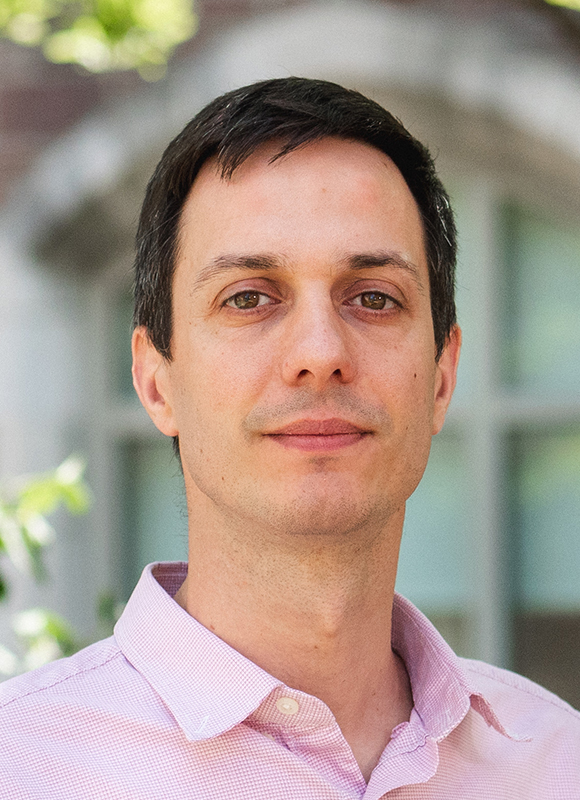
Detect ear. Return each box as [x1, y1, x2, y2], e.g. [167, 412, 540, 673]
[131, 326, 179, 437]
[432, 325, 461, 435]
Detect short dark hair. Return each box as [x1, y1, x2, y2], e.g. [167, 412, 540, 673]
[134, 76, 457, 361]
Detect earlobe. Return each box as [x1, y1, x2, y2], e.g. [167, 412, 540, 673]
[432, 325, 462, 435]
[131, 326, 179, 437]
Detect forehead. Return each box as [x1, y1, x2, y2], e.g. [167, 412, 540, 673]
[177, 137, 427, 273]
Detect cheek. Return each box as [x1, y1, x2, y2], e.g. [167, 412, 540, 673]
[367, 339, 436, 403]
[388, 367, 437, 440]
[173, 333, 274, 424]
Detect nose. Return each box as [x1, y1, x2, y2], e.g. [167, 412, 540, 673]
[280, 291, 355, 389]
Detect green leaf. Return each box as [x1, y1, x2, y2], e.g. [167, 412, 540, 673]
[0, 574, 8, 603]
[13, 607, 79, 659]
[0, 510, 34, 575]
[19, 528, 48, 582]
[16, 456, 91, 518]
[18, 478, 61, 517]
[0, 0, 198, 75]
[544, 0, 580, 9]
[0, 457, 91, 676]
[0, 454, 91, 592]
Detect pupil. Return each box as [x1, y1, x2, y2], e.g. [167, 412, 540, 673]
[235, 292, 259, 308]
[362, 292, 385, 309]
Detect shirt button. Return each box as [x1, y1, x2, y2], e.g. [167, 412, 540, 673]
[276, 697, 299, 716]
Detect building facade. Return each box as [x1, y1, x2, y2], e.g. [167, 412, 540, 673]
[1, 0, 580, 706]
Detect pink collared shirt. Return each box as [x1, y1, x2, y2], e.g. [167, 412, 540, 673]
[1, 561, 579, 799]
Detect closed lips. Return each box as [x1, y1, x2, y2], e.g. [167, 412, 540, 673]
[267, 418, 368, 435]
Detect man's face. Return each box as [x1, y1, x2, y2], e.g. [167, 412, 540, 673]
[134, 138, 460, 538]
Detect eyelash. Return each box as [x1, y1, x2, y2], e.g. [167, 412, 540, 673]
[347, 291, 399, 311]
[224, 290, 275, 310]
[223, 289, 401, 312]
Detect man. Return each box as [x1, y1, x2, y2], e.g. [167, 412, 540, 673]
[1, 77, 579, 798]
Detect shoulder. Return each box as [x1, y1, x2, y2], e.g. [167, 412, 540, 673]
[0, 636, 123, 710]
[460, 656, 580, 739]
[0, 633, 176, 735]
[0, 635, 180, 797]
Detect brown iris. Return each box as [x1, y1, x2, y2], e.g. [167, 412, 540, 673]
[360, 291, 388, 309]
[233, 291, 261, 309]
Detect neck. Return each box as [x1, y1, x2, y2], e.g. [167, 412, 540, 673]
[175, 495, 413, 782]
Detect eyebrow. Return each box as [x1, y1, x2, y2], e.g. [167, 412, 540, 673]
[192, 254, 282, 291]
[339, 251, 426, 293]
[192, 250, 426, 293]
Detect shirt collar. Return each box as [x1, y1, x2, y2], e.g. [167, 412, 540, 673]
[114, 562, 281, 741]
[115, 562, 520, 744]
[392, 593, 524, 742]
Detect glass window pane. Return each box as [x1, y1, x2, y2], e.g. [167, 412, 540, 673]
[511, 427, 580, 709]
[510, 427, 580, 611]
[501, 205, 580, 395]
[396, 431, 473, 612]
[120, 437, 188, 597]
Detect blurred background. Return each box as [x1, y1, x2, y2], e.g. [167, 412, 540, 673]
[0, 0, 579, 706]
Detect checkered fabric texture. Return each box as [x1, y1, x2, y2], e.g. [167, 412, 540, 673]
[1, 561, 579, 799]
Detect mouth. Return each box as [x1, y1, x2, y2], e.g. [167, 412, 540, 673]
[264, 417, 371, 452]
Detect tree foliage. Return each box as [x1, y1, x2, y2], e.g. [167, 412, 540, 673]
[0, 0, 197, 78]
[0, 456, 91, 677]
[544, 0, 580, 10]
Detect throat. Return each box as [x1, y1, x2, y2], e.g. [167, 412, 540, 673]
[341, 651, 413, 783]
[177, 505, 411, 781]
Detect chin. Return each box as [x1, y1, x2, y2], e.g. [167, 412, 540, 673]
[266, 489, 395, 539]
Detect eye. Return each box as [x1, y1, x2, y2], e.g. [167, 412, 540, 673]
[225, 290, 272, 309]
[350, 291, 396, 310]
